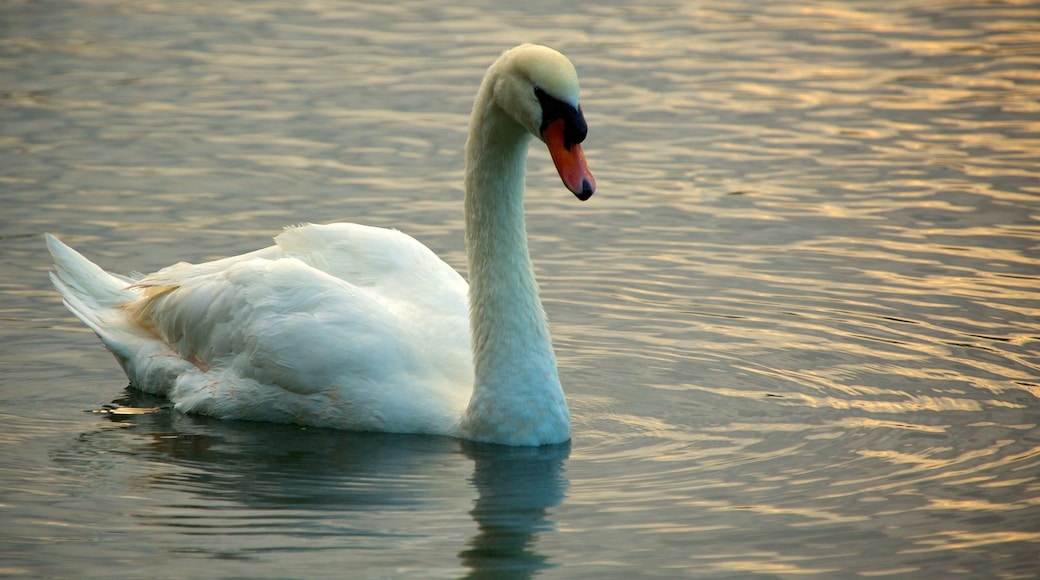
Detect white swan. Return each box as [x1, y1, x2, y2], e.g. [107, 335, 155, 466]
[46, 44, 595, 446]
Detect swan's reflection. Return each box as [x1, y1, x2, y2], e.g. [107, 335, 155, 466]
[61, 390, 569, 578]
[459, 441, 570, 579]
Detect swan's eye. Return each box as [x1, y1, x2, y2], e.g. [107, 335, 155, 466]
[534, 87, 588, 149]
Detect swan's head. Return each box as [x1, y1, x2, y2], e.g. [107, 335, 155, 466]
[489, 44, 596, 201]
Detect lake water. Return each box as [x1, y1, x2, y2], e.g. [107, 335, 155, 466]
[2, 0, 1039, 577]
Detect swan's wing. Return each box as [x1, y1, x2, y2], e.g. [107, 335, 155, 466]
[81, 223, 474, 431]
[273, 223, 469, 320]
[129, 255, 472, 401]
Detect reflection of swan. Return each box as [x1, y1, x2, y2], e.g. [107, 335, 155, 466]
[58, 395, 570, 577]
[46, 44, 595, 446]
[460, 441, 571, 579]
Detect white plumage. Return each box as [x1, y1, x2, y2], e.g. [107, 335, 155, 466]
[47, 44, 595, 446]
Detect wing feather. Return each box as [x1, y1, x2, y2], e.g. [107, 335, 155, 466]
[125, 224, 473, 414]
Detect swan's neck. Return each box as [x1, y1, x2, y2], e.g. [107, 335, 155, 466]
[458, 92, 570, 446]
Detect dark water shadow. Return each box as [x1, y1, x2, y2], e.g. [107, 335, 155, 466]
[54, 388, 570, 578]
[458, 440, 570, 579]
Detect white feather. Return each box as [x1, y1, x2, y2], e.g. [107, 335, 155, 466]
[46, 44, 591, 446]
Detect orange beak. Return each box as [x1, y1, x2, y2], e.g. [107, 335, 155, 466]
[542, 119, 595, 201]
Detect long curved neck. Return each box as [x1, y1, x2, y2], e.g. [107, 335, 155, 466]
[459, 84, 570, 446]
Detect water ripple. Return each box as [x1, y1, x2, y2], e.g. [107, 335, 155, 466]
[2, 0, 1039, 576]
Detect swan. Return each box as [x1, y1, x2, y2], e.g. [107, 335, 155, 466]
[46, 44, 595, 446]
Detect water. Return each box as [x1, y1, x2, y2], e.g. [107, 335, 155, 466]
[2, 0, 1039, 577]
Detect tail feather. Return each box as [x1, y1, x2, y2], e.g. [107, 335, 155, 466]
[45, 234, 147, 362]
[46, 234, 135, 306]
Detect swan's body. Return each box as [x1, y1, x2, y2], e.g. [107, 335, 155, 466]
[46, 44, 595, 446]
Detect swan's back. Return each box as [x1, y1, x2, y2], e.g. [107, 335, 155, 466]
[275, 223, 469, 319]
[49, 224, 473, 435]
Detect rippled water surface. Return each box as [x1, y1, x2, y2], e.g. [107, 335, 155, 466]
[3, 0, 1040, 577]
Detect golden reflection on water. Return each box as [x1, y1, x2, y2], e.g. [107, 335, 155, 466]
[2, 0, 1040, 576]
